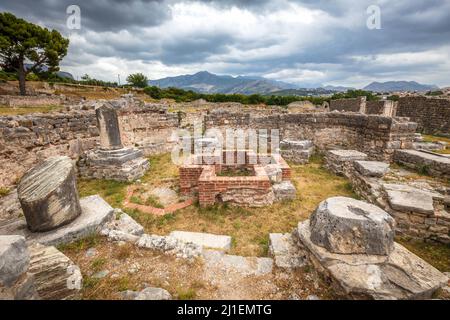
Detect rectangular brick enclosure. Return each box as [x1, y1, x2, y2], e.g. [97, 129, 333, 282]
[180, 150, 291, 207]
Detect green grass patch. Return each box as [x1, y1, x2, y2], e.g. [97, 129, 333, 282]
[145, 195, 164, 208]
[57, 234, 101, 254]
[0, 187, 10, 198]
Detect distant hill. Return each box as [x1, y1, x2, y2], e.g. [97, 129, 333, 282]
[24, 63, 74, 80]
[264, 88, 336, 96]
[323, 85, 355, 92]
[363, 81, 439, 92]
[148, 71, 298, 94]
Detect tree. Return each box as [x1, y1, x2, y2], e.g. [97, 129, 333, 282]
[126, 73, 148, 88]
[0, 12, 69, 95]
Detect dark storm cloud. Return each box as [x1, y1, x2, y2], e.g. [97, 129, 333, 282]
[0, 0, 171, 32]
[0, 0, 449, 86]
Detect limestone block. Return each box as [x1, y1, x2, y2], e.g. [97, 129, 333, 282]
[354, 161, 390, 177]
[26, 195, 114, 246]
[383, 184, 436, 215]
[269, 233, 305, 269]
[0, 235, 30, 287]
[134, 287, 172, 300]
[28, 243, 82, 300]
[310, 197, 395, 255]
[272, 181, 296, 201]
[296, 220, 448, 299]
[18, 156, 81, 232]
[169, 231, 232, 251]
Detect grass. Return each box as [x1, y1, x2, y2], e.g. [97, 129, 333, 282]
[77, 179, 129, 208]
[57, 234, 102, 254]
[422, 134, 450, 155]
[144, 195, 164, 209]
[78, 153, 357, 257]
[396, 237, 450, 272]
[216, 167, 254, 177]
[0, 105, 63, 115]
[0, 187, 10, 198]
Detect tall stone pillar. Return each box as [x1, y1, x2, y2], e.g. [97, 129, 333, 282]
[78, 102, 149, 182]
[96, 104, 123, 150]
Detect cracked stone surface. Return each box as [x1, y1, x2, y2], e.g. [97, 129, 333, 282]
[310, 197, 395, 255]
[383, 184, 442, 215]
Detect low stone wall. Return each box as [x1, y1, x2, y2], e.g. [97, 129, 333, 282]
[0, 105, 179, 188]
[205, 111, 417, 161]
[0, 95, 62, 107]
[396, 97, 450, 136]
[118, 105, 179, 155]
[0, 111, 98, 188]
[393, 149, 450, 179]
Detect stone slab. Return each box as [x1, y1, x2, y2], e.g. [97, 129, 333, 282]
[269, 233, 305, 269]
[169, 231, 232, 251]
[354, 161, 390, 177]
[383, 184, 436, 215]
[26, 195, 114, 246]
[328, 149, 368, 161]
[202, 250, 273, 276]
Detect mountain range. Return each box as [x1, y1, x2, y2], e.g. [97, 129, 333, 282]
[148, 71, 439, 94]
[363, 81, 439, 93]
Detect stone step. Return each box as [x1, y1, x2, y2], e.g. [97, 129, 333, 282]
[202, 249, 273, 276]
[169, 231, 232, 250]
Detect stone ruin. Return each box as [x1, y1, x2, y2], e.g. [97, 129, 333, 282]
[1, 156, 115, 299]
[294, 197, 448, 299]
[78, 103, 149, 181]
[325, 149, 450, 244]
[180, 149, 296, 207]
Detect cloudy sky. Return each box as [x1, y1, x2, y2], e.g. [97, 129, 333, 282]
[1, 0, 450, 87]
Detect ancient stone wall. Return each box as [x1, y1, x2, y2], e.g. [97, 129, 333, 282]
[0, 111, 98, 188]
[329, 97, 363, 113]
[0, 106, 179, 188]
[396, 97, 450, 136]
[204, 111, 417, 161]
[366, 100, 396, 116]
[118, 105, 179, 155]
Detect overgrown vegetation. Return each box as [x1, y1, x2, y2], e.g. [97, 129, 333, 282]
[143, 85, 331, 106]
[0, 187, 10, 197]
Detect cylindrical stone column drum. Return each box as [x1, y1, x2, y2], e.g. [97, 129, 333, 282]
[18, 156, 82, 232]
[96, 104, 123, 150]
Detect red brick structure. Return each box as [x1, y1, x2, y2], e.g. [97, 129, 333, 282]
[180, 150, 291, 207]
